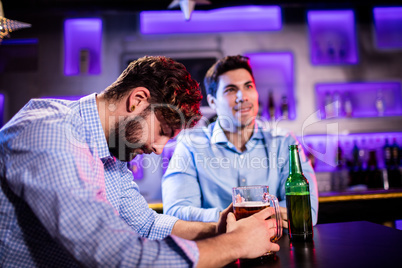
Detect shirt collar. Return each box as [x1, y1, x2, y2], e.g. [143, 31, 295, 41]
[79, 93, 111, 160]
[210, 119, 264, 145]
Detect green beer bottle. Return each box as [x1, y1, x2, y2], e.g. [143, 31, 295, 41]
[285, 145, 313, 241]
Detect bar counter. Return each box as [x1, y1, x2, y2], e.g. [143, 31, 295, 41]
[149, 188, 402, 225]
[317, 188, 402, 224]
[225, 221, 402, 268]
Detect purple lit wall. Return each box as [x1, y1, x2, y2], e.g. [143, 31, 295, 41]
[245, 52, 296, 120]
[129, 155, 144, 180]
[299, 132, 402, 172]
[308, 10, 358, 65]
[373, 7, 402, 49]
[315, 82, 402, 118]
[0, 93, 4, 127]
[64, 18, 102, 76]
[41, 95, 84, 101]
[140, 6, 282, 34]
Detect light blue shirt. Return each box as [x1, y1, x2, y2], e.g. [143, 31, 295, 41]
[0, 94, 198, 267]
[162, 120, 318, 225]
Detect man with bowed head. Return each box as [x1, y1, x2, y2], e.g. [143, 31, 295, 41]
[0, 56, 279, 267]
[162, 55, 318, 227]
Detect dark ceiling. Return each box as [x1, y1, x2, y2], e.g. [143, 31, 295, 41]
[2, 0, 401, 23]
[3, 0, 402, 13]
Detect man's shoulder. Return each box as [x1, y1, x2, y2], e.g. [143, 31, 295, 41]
[175, 125, 213, 148]
[1, 98, 84, 144]
[19, 98, 79, 121]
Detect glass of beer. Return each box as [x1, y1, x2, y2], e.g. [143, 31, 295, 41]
[232, 185, 283, 256]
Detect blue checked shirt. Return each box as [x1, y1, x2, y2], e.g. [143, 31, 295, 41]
[162, 120, 318, 225]
[0, 94, 199, 267]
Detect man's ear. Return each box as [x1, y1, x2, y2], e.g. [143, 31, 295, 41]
[127, 87, 151, 112]
[207, 94, 217, 110]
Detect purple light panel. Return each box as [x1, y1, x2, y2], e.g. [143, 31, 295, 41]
[140, 6, 282, 34]
[64, 18, 102, 76]
[308, 10, 358, 65]
[316, 82, 402, 118]
[373, 7, 402, 49]
[245, 52, 296, 120]
[300, 132, 402, 172]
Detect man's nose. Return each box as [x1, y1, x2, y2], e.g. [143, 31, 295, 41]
[236, 89, 248, 103]
[152, 137, 170, 155]
[236, 90, 244, 103]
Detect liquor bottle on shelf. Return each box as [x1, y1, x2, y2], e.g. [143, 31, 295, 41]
[375, 89, 385, 117]
[338, 40, 347, 61]
[267, 90, 275, 120]
[285, 145, 313, 241]
[359, 139, 369, 171]
[327, 41, 336, 62]
[383, 138, 392, 168]
[324, 91, 334, 119]
[333, 91, 342, 118]
[280, 95, 289, 120]
[366, 150, 383, 189]
[388, 138, 402, 188]
[349, 140, 362, 186]
[344, 92, 353, 118]
[331, 141, 344, 191]
[391, 138, 400, 167]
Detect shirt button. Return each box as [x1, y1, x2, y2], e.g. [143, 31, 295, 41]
[239, 177, 247, 186]
[240, 155, 244, 159]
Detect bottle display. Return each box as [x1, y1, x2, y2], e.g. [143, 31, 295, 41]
[333, 91, 342, 118]
[285, 145, 313, 241]
[375, 89, 385, 117]
[280, 95, 289, 120]
[268, 90, 275, 120]
[343, 92, 353, 117]
[324, 91, 334, 119]
[387, 138, 402, 188]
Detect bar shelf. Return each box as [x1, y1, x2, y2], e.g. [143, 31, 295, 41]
[245, 52, 296, 121]
[373, 7, 402, 49]
[315, 82, 402, 119]
[307, 10, 358, 65]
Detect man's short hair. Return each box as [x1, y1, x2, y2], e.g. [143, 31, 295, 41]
[204, 55, 254, 98]
[103, 56, 202, 129]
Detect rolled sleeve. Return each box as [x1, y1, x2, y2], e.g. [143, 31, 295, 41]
[162, 141, 220, 222]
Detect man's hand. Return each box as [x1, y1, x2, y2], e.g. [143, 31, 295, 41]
[226, 207, 280, 259]
[280, 206, 288, 229]
[216, 203, 233, 234]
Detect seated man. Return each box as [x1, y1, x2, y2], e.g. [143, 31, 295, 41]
[0, 56, 279, 267]
[162, 55, 318, 225]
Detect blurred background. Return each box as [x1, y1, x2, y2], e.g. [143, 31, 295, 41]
[1, 0, 401, 227]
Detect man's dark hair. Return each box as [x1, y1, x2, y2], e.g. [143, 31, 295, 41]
[103, 56, 202, 129]
[204, 55, 254, 98]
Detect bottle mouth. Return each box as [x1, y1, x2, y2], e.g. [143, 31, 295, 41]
[289, 145, 298, 150]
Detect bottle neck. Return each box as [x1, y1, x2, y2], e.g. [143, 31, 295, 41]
[289, 146, 303, 175]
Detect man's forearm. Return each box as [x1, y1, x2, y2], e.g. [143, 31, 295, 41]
[171, 219, 217, 240]
[195, 232, 241, 267]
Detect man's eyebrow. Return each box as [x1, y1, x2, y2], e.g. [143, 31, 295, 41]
[224, 84, 237, 90]
[244, 81, 253, 85]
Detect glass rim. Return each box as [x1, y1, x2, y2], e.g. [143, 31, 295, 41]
[232, 185, 269, 190]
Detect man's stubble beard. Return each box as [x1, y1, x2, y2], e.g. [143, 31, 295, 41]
[108, 106, 151, 162]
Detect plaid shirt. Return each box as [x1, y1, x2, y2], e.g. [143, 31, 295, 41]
[0, 94, 199, 267]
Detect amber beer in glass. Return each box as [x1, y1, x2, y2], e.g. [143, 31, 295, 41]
[232, 186, 283, 247]
[285, 145, 313, 241]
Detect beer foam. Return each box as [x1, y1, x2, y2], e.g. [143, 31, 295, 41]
[234, 201, 269, 207]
